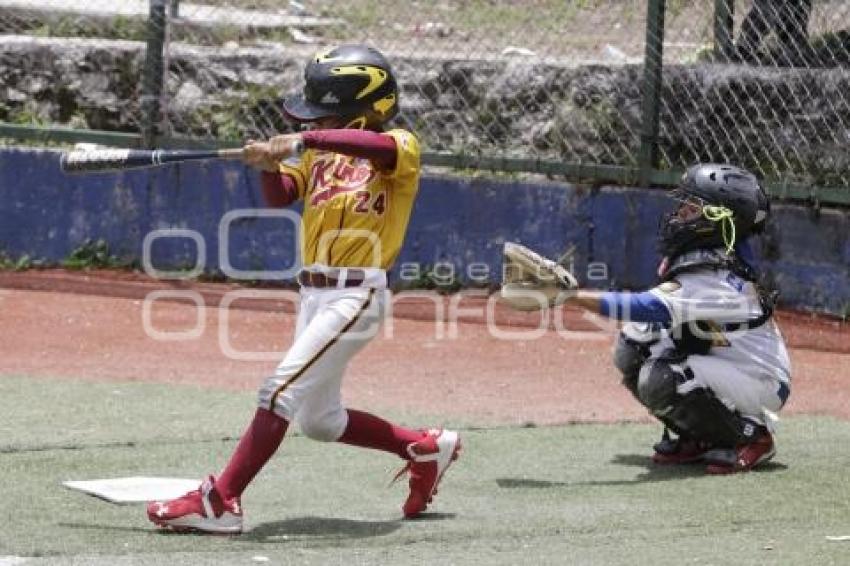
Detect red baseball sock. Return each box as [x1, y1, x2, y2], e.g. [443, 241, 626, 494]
[337, 409, 423, 459]
[217, 408, 289, 500]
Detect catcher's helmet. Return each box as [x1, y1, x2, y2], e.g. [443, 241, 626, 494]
[283, 44, 399, 129]
[659, 163, 768, 258]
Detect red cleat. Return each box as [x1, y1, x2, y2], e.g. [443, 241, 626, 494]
[146, 475, 243, 534]
[395, 429, 462, 518]
[705, 431, 776, 475]
[652, 435, 713, 465]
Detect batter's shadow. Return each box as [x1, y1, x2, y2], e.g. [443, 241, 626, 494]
[61, 513, 455, 542]
[242, 513, 455, 543]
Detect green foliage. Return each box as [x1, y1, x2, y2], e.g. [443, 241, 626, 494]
[109, 15, 147, 41]
[29, 15, 147, 41]
[332, 0, 598, 35]
[62, 238, 128, 270]
[185, 84, 290, 141]
[0, 137, 76, 149]
[804, 30, 850, 66]
[0, 250, 39, 271]
[8, 103, 49, 127]
[689, 44, 716, 63]
[14, 11, 296, 46]
[666, 0, 694, 18]
[393, 263, 464, 294]
[0, 251, 15, 270]
[14, 254, 32, 270]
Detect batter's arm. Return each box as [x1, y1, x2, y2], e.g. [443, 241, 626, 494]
[260, 171, 300, 208]
[291, 130, 398, 170]
[245, 130, 398, 167]
[243, 138, 304, 207]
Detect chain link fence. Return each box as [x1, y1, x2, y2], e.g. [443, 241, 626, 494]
[660, 1, 850, 192]
[1, 1, 850, 201]
[158, 0, 654, 165]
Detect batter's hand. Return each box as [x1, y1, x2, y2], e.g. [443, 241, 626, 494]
[266, 134, 305, 161]
[242, 135, 305, 172]
[242, 139, 281, 172]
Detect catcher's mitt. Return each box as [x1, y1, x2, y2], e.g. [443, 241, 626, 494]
[500, 242, 578, 311]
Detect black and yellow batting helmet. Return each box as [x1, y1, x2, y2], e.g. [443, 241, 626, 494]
[283, 44, 399, 129]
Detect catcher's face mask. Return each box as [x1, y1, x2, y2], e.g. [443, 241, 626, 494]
[668, 188, 711, 221]
[659, 188, 738, 257]
[673, 197, 704, 222]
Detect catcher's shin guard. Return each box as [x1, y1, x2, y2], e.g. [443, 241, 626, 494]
[637, 356, 753, 448]
[666, 388, 761, 448]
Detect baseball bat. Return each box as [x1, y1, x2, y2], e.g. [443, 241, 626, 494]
[59, 147, 245, 174]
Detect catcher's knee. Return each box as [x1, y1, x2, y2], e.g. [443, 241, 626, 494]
[296, 408, 347, 442]
[636, 359, 684, 413]
[613, 333, 650, 398]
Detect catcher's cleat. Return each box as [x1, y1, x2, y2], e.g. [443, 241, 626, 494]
[394, 429, 462, 518]
[147, 475, 243, 534]
[651, 430, 713, 465]
[704, 430, 775, 475]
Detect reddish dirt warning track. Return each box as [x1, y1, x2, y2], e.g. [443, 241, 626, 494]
[0, 269, 848, 426]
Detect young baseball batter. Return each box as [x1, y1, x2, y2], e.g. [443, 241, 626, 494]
[502, 163, 790, 474]
[147, 44, 461, 534]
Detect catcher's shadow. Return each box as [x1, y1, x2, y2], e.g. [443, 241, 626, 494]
[610, 453, 788, 478]
[496, 453, 787, 489]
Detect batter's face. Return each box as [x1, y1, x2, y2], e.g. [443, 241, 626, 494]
[303, 116, 346, 130]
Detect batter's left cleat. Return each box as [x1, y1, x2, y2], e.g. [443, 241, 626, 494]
[146, 475, 243, 534]
[395, 428, 462, 518]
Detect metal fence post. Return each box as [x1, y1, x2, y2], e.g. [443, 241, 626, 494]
[713, 0, 735, 61]
[141, 0, 168, 148]
[638, 0, 665, 188]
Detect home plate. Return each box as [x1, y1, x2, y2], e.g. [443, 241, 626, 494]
[63, 477, 201, 504]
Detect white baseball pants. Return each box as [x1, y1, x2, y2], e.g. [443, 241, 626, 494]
[258, 286, 387, 441]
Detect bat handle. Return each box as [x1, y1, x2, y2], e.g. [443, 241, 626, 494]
[217, 147, 245, 160]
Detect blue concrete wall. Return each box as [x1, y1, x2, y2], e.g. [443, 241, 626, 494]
[1, 148, 848, 314]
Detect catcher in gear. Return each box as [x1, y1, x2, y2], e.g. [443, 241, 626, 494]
[147, 44, 461, 534]
[502, 163, 791, 474]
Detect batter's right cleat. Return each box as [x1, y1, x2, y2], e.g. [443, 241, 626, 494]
[395, 428, 462, 519]
[652, 434, 712, 465]
[147, 475, 243, 534]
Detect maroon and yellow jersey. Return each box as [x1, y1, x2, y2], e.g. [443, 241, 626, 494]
[280, 129, 420, 270]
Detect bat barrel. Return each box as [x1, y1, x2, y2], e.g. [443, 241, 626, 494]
[60, 148, 233, 174]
